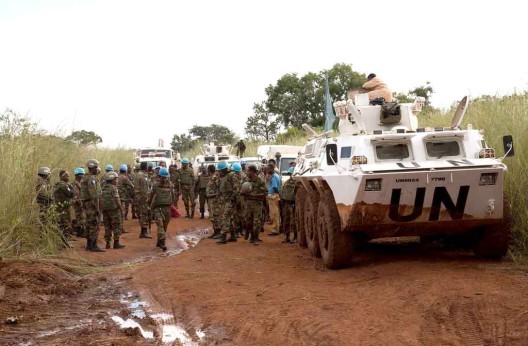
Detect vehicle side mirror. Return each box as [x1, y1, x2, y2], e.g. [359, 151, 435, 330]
[326, 144, 338, 166]
[502, 135, 514, 157]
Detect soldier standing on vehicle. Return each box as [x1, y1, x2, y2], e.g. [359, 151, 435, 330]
[280, 167, 297, 243]
[241, 164, 267, 245]
[206, 164, 221, 239]
[53, 170, 75, 246]
[362, 73, 393, 103]
[179, 158, 196, 218]
[100, 172, 125, 249]
[134, 161, 152, 239]
[81, 159, 105, 252]
[147, 167, 173, 251]
[72, 167, 86, 238]
[196, 165, 210, 219]
[234, 139, 246, 158]
[216, 160, 240, 244]
[36, 166, 54, 214]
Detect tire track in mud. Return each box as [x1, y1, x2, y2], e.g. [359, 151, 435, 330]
[419, 296, 528, 346]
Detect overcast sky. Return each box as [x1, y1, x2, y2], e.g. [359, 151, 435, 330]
[0, 0, 526, 148]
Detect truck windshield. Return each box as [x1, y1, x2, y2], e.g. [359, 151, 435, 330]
[280, 157, 295, 173]
[375, 144, 410, 160]
[426, 141, 460, 158]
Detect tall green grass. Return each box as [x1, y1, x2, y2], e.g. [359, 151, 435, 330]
[0, 110, 133, 257]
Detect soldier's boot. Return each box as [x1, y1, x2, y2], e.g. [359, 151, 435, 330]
[249, 232, 255, 243]
[114, 240, 125, 249]
[156, 239, 162, 248]
[208, 228, 220, 239]
[160, 239, 167, 252]
[244, 229, 250, 241]
[139, 227, 152, 239]
[227, 231, 237, 242]
[132, 212, 138, 219]
[212, 228, 222, 239]
[216, 233, 227, 244]
[200, 212, 204, 219]
[190, 209, 195, 219]
[75, 227, 83, 237]
[85, 238, 92, 251]
[90, 240, 106, 252]
[105, 241, 111, 249]
[290, 231, 298, 243]
[281, 233, 291, 244]
[124, 213, 128, 220]
[185, 207, 190, 218]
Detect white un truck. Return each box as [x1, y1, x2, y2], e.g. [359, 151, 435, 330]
[293, 94, 514, 269]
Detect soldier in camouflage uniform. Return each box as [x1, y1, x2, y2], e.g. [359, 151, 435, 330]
[196, 165, 211, 219]
[169, 165, 180, 208]
[53, 170, 75, 246]
[81, 159, 105, 252]
[36, 167, 54, 215]
[100, 172, 125, 249]
[230, 163, 245, 235]
[216, 160, 241, 244]
[280, 167, 297, 243]
[72, 167, 86, 237]
[147, 167, 173, 251]
[206, 165, 221, 239]
[117, 164, 134, 235]
[134, 162, 152, 239]
[179, 158, 196, 218]
[241, 164, 267, 245]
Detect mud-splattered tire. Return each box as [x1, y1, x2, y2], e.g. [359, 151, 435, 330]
[317, 191, 353, 269]
[295, 186, 307, 248]
[305, 195, 321, 258]
[472, 197, 512, 259]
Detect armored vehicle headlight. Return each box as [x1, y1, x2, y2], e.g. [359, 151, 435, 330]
[479, 173, 497, 186]
[365, 178, 382, 191]
[352, 156, 368, 165]
[478, 148, 495, 158]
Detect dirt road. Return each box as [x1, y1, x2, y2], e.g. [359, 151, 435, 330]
[2, 214, 528, 345]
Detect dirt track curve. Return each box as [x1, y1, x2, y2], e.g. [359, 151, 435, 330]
[2, 208, 528, 345]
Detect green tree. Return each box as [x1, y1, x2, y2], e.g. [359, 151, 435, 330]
[245, 102, 280, 141]
[66, 130, 102, 145]
[189, 124, 235, 144]
[264, 63, 366, 128]
[393, 82, 435, 110]
[170, 133, 195, 153]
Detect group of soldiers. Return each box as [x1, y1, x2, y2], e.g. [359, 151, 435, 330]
[34, 156, 299, 252]
[201, 159, 298, 245]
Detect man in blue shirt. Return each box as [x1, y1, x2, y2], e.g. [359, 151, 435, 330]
[266, 163, 281, 236]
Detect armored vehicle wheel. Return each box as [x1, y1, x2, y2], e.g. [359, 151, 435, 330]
[295, 187, 307, 248]
[317, 191, 353, 269]
[305, 195, 321, 257]
[472, 197, 512, 259]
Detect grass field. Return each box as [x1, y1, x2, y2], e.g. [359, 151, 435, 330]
[1, 93, 527, 258]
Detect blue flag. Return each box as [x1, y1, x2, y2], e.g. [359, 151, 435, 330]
[323, 74, 335, 132]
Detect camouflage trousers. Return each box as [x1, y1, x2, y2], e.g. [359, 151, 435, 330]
[198, 188, 208, 214]
[181, 185, 195, 211]
[173, 188, 180, 208]
[232, 196, 244, 231]
[136, 196, 149, 228]
[208, 197, 222, 229]
[153, 206, 171, 241]
[72, 202, 86, 237]
[56, 206, 72, 239]
[83, 200, 100, 242]
[281, 201, 295, 234]
[121, 199, 131, 218]
[103, 209, 121, 242]
[245, 199, 263, 238]
[220, 199, 235, 235]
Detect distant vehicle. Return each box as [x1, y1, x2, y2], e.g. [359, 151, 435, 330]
[192, 142, 239, 175]
[257, 144, 303, 182]
[135, 147, 178, 168]
[240, 156, 260, 167]
[293, 94, 513, 269]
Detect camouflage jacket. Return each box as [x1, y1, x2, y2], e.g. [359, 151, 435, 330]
[53, 180, 74, 208]
[281, 178, 296, 202]
[219, 171, 240, 202]
[36, 176, 54, 206]
[72, 179, 83, 206]
[133, 171, 149, 199]
[101, 184, 121, 211]
[148, 180, 174, 207]
[118, 173, 134, 200]
[245, 175, 267, 201]
[206, 173, 220, 199]
[178, 168, 194, 186]
[81, 173, 101, 202]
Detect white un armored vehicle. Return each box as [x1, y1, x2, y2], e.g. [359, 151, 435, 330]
[293, 94, 514, 269]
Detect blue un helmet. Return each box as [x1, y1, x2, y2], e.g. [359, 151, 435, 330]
[288, 167, 294, 175]
[159, 167, 169, 177]
[217, 160, 228, 170]
[181, 158, 190, 164]
[232, 162, 242, 172]
[119, 164, 127, 172]
[105, 164, 114, 171]
[74, 167, 85, 175]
